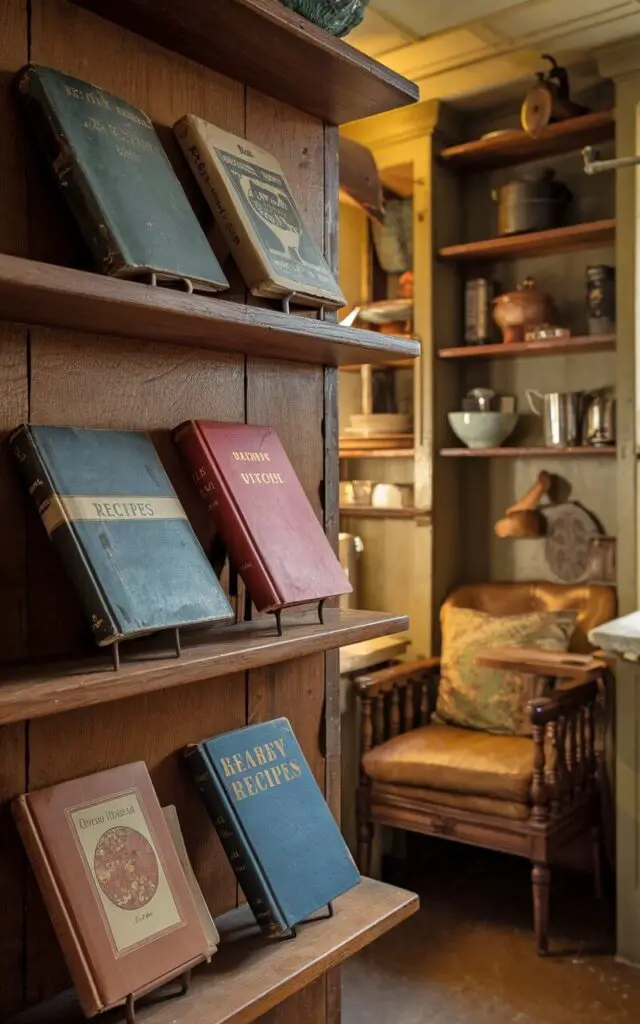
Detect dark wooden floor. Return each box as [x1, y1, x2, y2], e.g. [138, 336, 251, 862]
[343, 842, 640, 1023]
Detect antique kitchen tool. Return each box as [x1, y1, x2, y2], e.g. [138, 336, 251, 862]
[495, 470, 551, 539]
[492, 169, 571, 235]
[526, 389, 582, 447]
[582, 390, 616, 447]
[493, 278, 551, 345]
[521, 55, 586, 137]
[544, 502, 603, 583]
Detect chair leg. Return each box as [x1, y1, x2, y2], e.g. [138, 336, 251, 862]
[357, 819, 374, 876]
[592, 826, 603, 901]
[531, 862, 550, 956]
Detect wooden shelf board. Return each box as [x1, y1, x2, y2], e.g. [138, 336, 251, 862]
[341, 358, 416, 372]
[439, 111, 615, 171]
[69, 0, 418, 125]
[0, 254, 420, 368]
[339, 506, 429, 520]
[9, 879, 418, 1024]
[440, 446, 617, 458]
[0, 609, 408, 726]
[339, 449, 415, 459]
[438, 334, 616, 360]
[439, 219, 615, 263]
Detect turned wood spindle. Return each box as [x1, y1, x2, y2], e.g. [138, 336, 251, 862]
[374, 693, 385, 745]
[419, 681, 429, 724]
[361, 696, 373, 767]
[569, 713, 579, 800]
[404, 680, 414, 731]
[390, 687, 401, 737]
[531, 723, 548, 823]
[547, 720, 560, 817]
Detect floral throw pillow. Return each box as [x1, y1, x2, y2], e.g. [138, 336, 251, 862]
[434, 606, 578, 735]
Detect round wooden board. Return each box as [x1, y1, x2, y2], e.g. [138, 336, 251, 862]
[543, 502, 603, 582]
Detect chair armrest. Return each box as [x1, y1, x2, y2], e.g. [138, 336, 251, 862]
[529, 679, 600, 726]
[354, 657, 440, 697]
[476, 646, 606, 681]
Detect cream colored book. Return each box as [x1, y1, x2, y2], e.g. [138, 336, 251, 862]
[162, 805, 219, 958]
[174, 114, 345, 309]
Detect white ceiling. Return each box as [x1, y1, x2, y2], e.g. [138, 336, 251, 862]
[349, 0, 640, 107]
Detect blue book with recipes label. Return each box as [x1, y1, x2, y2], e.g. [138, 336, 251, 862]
[8, 424, 234, 646]
[184, 718, 360, 936]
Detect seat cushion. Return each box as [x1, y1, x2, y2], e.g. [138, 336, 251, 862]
[372, 781, 529, 821]
[362, 724, 533, 803]
[434, 605, 577, 735]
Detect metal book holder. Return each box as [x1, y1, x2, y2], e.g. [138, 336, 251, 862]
[125, 968, 191, 1023]
[110, 627, 182, 672]
[271, 599, 326, 637]
[280, 292, 327, 320]
[279, 901, 334, 940]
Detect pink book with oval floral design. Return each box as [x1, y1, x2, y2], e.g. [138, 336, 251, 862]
[12, 762, 209, 1016]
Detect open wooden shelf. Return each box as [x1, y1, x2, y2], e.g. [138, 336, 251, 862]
[10, 878, 419, 1024]
[341, 357, 416, 372]
[340, 449, 415, 460]
[0, 254, 420, 368]
[438, 334, 616, 360]
[439, 111, 615, 172]
[440, 446, 617, 458]
[439, 219, 616, 263]
[70, 0, 418, 125]
[0, 609, 408, 726]
[339, 506, 429, 520]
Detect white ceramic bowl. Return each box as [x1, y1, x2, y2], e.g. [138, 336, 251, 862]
[448, 411, 518, 449]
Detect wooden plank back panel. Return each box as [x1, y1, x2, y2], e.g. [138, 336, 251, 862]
[0, 3, 28, 1018]
[245, 91, 327, 1024]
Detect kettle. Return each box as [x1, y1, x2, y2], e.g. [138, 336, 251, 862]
[583, 391, 616, 447]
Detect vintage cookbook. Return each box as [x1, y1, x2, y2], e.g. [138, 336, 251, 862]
[173, 420, 352, 612]
[174, 114, 345, 307]
[162, 805, 219, 958]
[16, 65, 228, 291]
[184, 718, 360, 936]
[12, 763, 211, 1017]
[8, 424, 234, 646]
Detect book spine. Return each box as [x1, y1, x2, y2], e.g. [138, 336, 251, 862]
[183, 745, 287, 937]
[174, 423, 281, 612]
[7, 425, 119, 645]
[16, 67, 130, 275]
[12, 796, 103, 1016]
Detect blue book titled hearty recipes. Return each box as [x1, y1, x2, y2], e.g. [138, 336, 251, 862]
[8, 425, 234, 646]
[184, 718, 360, 936]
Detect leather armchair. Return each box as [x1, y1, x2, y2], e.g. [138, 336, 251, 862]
[355, 582, 616, 955]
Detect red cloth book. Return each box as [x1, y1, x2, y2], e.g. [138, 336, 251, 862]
[173, 421, 352, 612]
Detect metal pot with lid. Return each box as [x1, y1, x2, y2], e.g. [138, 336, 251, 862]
[492, 168, 571, 236]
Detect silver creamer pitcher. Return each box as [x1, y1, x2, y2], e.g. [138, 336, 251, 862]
[525, 390, 582, 447]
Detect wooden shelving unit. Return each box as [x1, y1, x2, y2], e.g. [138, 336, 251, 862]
[341, 357, 416, 372]
[70, 0, 418, 125]
[0, 2, 419, 1020]
[0, 610, 409, 726]
[10, 879, 419, 1024]
[438, 334, 616, 360]
[0, 255, 420, 369]
[340, 448, 415, 460]
[439, 219, 616, 263]
[339, 507, 429, 520]
[439, 111, 615, 171]
[440, 446, 617, 458]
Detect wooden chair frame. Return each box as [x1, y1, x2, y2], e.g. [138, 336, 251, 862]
[355, 656, 607, 954]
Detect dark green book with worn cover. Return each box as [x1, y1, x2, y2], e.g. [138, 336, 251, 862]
[16, 64, 228, 292]
[8, 425, 234, 646]
[184, 718, 360, 937]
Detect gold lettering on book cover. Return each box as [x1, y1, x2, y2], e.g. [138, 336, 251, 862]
[69, 791, 183, 956]
[220, 736, 303, 802]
